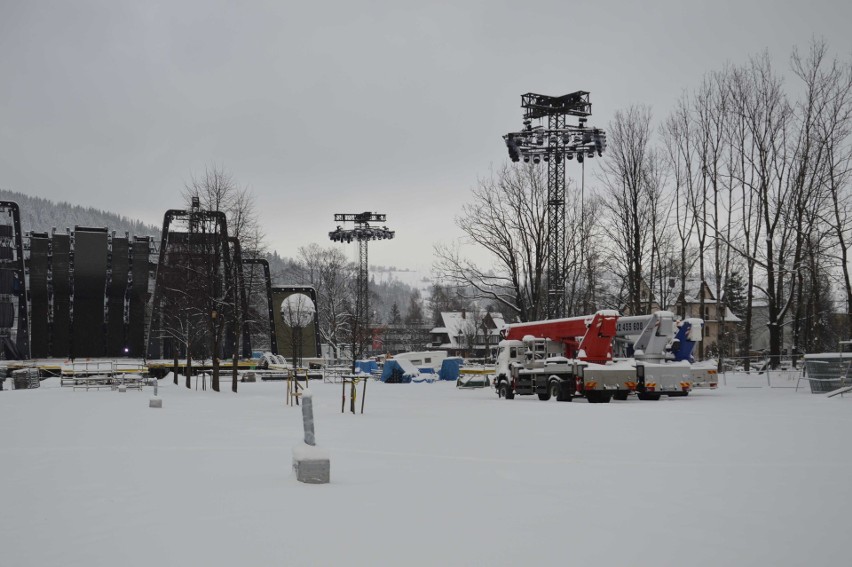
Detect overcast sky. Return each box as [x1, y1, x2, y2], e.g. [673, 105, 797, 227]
[2, 0, 850, 272]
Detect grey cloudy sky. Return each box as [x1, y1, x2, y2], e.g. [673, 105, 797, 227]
[1, 0, 850, 272]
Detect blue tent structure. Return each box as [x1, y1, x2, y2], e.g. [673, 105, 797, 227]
[380, 359, 413, 383]
[438, 357, 464, 381]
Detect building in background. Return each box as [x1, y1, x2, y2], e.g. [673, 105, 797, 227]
[431, 310, 505, 359]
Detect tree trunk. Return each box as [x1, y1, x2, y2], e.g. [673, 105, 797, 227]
[212, 356, 220, 392]
[743, 266, 755, 371]
[232, 350, 238, 393]
[186, 353, 192, 389]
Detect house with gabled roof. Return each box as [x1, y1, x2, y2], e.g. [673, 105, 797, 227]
[668, 279, 742, 354]
[430, 310, 505, 359]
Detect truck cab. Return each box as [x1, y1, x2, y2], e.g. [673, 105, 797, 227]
[494, 337, 578, 401]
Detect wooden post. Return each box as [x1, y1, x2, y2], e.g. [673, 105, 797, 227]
[341, 378, 346, 413]
[294, 372, 300, 406]
[361, 376, 367, 414]
[350, 380, 356, 414]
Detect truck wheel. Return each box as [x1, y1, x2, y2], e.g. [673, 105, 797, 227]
[666, 391, 688, 397]
[499, 382, 514, 399]
[549, 380, 561, 400]
[586, 391, 612, 404]
[556, 381, 573, 402]
[613, 391, 629, 401]
[637, 393, 661, 401]
[537, 392, 551, 401]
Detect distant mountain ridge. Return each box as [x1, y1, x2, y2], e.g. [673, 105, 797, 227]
[0, 189, 160, 237]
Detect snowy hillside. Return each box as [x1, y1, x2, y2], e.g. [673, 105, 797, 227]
[0, 189, 160, 236]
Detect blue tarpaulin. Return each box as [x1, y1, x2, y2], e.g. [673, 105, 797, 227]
[355, 360, 378, 375]
[438, 357, 464, 381]
[380, 359, 413, 383]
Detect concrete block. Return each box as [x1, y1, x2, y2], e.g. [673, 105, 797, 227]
[149, 397, 162, 408]
[292, 443, 330, 484]
[118, 385, 127, 392]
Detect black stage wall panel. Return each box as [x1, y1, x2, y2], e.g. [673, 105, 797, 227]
[72, 230, 108, 358]
[51, 234, 72, 357]
[107, 237, 128, 356]
[128, 239, 149, 357]
[28, 236, 50, 358]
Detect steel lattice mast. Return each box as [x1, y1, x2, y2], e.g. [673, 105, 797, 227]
[547, 111, 567, 318]
[504, 91, 606, 319]
[329, 212, 395, 362]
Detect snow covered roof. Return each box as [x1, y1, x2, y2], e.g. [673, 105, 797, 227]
[677, 279, 717, 303]
[431, 311, 504, 349]
[722, 306, 742, 323]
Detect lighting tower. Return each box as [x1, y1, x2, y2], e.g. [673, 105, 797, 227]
[329, 212, 395, 362]
[503, 91, 606, 319]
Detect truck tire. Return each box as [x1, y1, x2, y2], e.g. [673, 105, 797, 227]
[499, 381, 514, 399]
[537, 392, 551, 401]
[586, 391, 612, 404]
[549, 380, 561, 400]
[637, 392, 661, 401]
[556, 381, 573, 402]
[613, 391, 629, 401]
[665, 391, 688, 397]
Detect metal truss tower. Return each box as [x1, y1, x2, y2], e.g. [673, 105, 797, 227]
[504, 91, 606, 319]
[547, 111, 567, 318]
[329, 212, 395, 360]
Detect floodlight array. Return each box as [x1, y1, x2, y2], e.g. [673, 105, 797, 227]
[504, 125, 606, 164]
[328, 225, 395, 243]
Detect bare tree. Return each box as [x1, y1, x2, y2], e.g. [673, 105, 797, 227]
[295, 243, 354, 361]
[726, 53, 797, 365]
[434, 163, 549, 322]
[793, 40, 852, 340]
[662, 98, 699, 317]
[598, 105, 659, 315]
[182, 164, 261, 391]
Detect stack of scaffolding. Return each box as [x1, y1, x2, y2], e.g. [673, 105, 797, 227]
[11, 368, 40, 389]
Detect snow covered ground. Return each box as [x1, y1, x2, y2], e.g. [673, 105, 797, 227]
[2, 375, 850, 566]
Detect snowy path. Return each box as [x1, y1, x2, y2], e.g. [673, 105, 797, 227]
[1, 377, 850, 566]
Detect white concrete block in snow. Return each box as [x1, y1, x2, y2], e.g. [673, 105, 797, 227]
[292, 443, 330, 484]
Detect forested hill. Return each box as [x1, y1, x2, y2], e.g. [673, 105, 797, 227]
[0, 189, 160, 237]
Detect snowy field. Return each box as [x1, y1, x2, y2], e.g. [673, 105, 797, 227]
[2, 375, 851, 567]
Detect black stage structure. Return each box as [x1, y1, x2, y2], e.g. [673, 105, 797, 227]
[146, 208, 298, 362]
[0, 200, 314, 362]
[0, 202, 29, 359]
[242, 258, 277, 355]
[270, 286, 321, 359]
[146, 207, 235, 360]
[24, 227, 153, 359]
